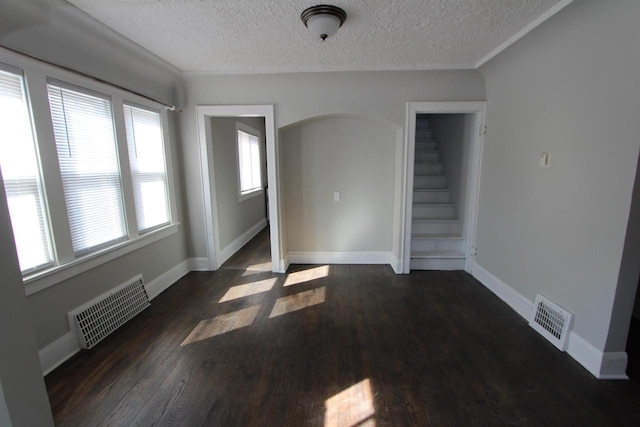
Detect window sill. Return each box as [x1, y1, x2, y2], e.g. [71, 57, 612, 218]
[238, 188, 264, 202]
[23, 222, 180, 296]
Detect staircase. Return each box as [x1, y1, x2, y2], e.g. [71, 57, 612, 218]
[410, 118, 466, 270]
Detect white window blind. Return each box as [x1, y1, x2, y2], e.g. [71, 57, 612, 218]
[0, 69, 53, 272]
[237, 129, 262, 194]
[123, 104, 170, 232]
[48, 83, 126, 254]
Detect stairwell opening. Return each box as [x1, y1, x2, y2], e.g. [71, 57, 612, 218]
[409, 113, 478, 271]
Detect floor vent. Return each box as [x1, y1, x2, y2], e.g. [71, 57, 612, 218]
[68, 275, 149, 349]
[529, 294, 573, 351]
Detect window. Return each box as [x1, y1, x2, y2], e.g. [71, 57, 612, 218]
[124, 104, 170, 232]
[236, 122, 262, 199]
[48, 82, 127, 254]
[0, 68, 53, 273]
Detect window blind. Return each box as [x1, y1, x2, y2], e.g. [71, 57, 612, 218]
[123, 104, 170, 232]
[48, 83, 126, 254]
[238, 130, 261, 194]
[0, 69, 53, 272]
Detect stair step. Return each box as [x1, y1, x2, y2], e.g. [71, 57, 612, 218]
[416, 141, 437, 151]
[413, 203, 456, 219]
[413, 175, 446, 189]
[412, 234, 462, 239]
[416, 129, 434, 139]
[410, 251, 466, 271]
[412, 219, 461, 234]
[411, 236, 465, 252]
[413, 189, 450, 203]
[414, 162, 442, 175]
[415, 150, 439, 163]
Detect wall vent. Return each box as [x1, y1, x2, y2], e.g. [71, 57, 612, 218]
[529, 294, 573, 351]
[68, 275, 150, 349]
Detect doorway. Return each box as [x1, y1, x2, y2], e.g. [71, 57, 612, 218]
[196, 105, 283, 273]
[402, 102, 486, 274]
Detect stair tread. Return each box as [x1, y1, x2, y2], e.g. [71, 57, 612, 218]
[414, 189, 449, 192]
[413, 203, 455, 207]
[414, 161, 442, 165]
[415, 149, 439, 153]
[411, 251, 466, 259]
[414, 174, 445, 177]
[413, 218, 459, 223]
[412, 234, 463, 239]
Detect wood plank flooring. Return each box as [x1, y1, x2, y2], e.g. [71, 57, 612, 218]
[46, 229, 640, 426]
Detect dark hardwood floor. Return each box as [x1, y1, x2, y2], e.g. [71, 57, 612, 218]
[46, 229, 640, 426]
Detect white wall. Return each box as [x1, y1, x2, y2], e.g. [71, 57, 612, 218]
[211, 117, 266, 249]
[180, 70, 485, 262]
[477, 0, 640, 352]
[281, 116, 396, 253]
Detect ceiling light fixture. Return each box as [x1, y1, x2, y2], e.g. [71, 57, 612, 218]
[301, 5, 347, 41]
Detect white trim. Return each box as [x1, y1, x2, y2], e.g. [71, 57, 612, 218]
[145, 259, 190, 300]
[403, 102, 486, 274]
[196, 105, 282, 273]
[567, 335, 628, 380]
[475, 0, 574, 68]
[288, 251, 394, 266]
[472, 263, 533, 320]
[189, 257, 210, 271]
[238, 188, 264, 202]
[39, 331, 79, 376]
[24, 223, 179, 295]
[473, 262, 629, 379]
[281, 253, 290, 273]
[218, 218, 268, 267]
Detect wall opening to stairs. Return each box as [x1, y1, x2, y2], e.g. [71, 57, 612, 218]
[403, 102, 486, 274]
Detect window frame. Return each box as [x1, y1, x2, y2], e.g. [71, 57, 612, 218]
[0, 49, 178, 296]
[235, 120, 263, 202]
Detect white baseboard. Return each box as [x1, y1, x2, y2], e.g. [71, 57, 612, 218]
[145, 259, 190, 300]
[218, 218, 267, 267]
[39, 258, 192, 376]
[281, 253, 290, 273]
[288, 251, 394, 266]
[391, 253, 403, 274]
[39, 331, 79, 376]
[472, 262, 628, 380]
[188, 257, 210, 271]
[472, 263, 533, 320]
[567, 334, 628, 379]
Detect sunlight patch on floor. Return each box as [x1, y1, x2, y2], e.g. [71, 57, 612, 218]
[242, 261, 273, 274]
[284, 265, 329, 287]
[181, 305, 261, 345]
[324, 379, 375, 427]
[219, 277, 277, 303]
[268, 287, 326, 319]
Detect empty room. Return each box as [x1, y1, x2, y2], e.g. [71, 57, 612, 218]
[1, 0, 639, 425]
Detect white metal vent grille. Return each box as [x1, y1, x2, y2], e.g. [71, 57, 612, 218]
[529, 294, 573, 351]
[68, 275, 149, 349]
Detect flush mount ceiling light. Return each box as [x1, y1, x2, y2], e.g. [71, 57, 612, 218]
[301, 5, 347, 41]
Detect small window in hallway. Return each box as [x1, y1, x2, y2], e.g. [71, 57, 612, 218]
[236, 121, 262, 200]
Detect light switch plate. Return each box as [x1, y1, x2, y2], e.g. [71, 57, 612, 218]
[334, 191, 341, 202]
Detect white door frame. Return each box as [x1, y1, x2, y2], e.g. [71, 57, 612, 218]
[402, 102, 486, 274]
[196, 105, 283, 272]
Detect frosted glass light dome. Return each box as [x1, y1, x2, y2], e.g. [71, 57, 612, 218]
[301, 5, 347, 41]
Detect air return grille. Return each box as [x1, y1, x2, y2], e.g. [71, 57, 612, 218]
[529, 294, 573, 351]
[68, 275, 149, 349]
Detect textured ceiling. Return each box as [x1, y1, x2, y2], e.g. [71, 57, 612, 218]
[66, 0, 569, 74]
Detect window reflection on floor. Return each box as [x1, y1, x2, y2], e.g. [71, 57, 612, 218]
[284, 265, 329, 287]
[268, 287, 326, 318]
[180, 305, 261, 345]
[325, 379, 375, 427]
[219, 277, 277, 302]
